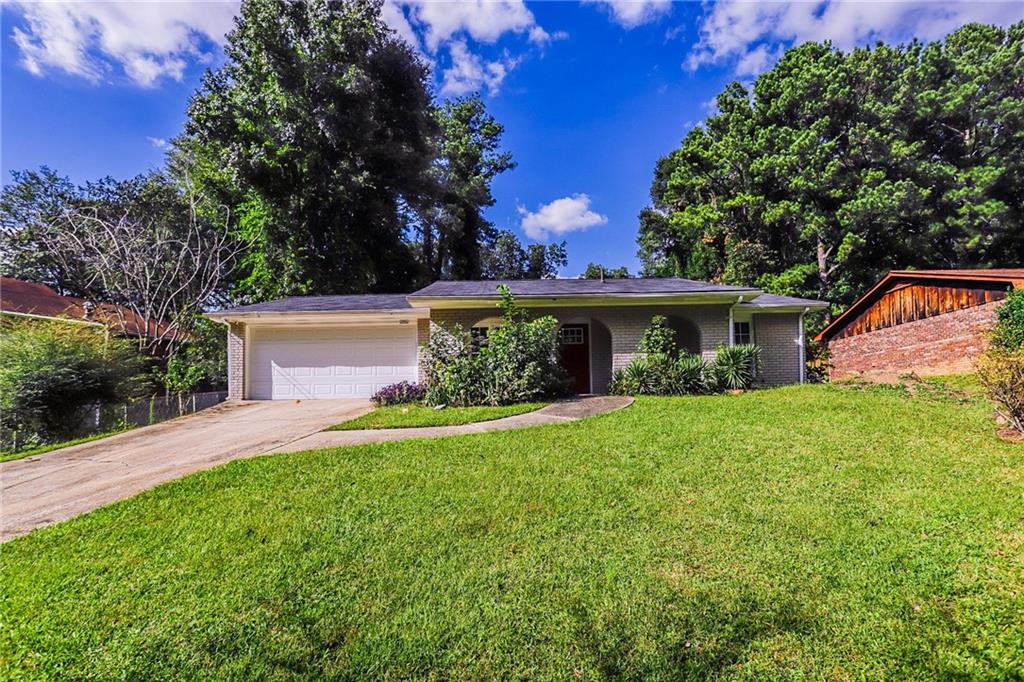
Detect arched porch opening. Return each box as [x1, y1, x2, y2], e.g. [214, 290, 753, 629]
[665, 315, 701, 355]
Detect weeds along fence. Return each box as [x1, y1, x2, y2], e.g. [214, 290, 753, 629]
[79, 390, 228, 436]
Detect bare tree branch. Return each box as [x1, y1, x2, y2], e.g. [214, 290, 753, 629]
[33, 174, 241, 356]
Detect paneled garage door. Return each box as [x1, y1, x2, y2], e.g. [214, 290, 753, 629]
[248, 325, 419, 399]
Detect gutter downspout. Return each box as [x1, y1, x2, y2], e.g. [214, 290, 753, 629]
[798, 307, 809, 384]
[728, 295, 745, 346]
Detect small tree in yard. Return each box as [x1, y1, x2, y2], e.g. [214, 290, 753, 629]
[160, 316, 228, 394]
[0, 321, 148, 449]
[977, 288, 1024, 435]
[20, 171, 241, 356]
[422, 286, 567, 406]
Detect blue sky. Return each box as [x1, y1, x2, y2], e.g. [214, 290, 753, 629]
[4, 1, 1023, 277]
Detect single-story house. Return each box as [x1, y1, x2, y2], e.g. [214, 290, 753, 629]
[815, 268, 1024, 379]
[1, 276, 174, 347]
[207, 278, 827, 400]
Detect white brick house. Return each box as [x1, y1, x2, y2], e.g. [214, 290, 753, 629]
[207, 279, 828, 400]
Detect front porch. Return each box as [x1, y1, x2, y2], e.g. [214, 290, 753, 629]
[430, 304, 733, 393]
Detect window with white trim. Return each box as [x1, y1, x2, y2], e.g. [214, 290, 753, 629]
[733, 321, 752, 345]
[559, 327, 584, 345]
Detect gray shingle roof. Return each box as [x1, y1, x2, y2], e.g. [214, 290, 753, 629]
[408, 278, 758, 298]
[740, 294, 829, 308]
[211, 294, 412, 315]
[207, 281, 829, 317]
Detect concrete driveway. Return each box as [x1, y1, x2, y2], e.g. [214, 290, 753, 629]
[1, 399, 371, 541]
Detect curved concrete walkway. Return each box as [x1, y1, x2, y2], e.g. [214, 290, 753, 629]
[270, 396, 634, 454]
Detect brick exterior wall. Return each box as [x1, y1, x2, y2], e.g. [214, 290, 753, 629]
[752, 313, 802, 386]
[227, 304, 806, 400]
[416, 318, 430, 383]
[426, 304, 812, 392]
[227, 322, 245, 400]
[827, 300, 1000, 379]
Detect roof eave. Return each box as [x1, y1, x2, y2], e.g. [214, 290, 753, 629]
[815, 269, 1023, 342]
[205, 308, 428, 325]
[745, 303, 830, 313]
[406, 290, 762, 309]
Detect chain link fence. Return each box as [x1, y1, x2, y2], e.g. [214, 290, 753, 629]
[78, 391, 228, 436]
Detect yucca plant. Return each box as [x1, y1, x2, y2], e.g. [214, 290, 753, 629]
[713, 344, 762, 390]
[609, 357, 655, 395]
[674, 353, 711, 394]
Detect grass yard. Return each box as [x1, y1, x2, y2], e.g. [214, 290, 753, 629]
[2, 382, 1021, 679]
[326, 401, 548, 431]
[0, 428, 131, 463]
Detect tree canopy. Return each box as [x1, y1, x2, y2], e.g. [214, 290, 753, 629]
[639, 22, 1024, 307]
[581, 263, 631, 279]
[481, 231, 567, 280]
[183, 0, 438, 297]
[180, 0, 530, 297]
[425, 95, 516, 280]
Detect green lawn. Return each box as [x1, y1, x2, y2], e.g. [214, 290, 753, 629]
[0, 428, 130, 463]
[2, 383, 1021, 679]
[326, 402, 548, 431]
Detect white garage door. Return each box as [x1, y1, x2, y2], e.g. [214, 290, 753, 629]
[248, 325, 419, 399]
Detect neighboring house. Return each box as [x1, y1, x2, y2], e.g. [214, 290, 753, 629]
[815, 268, 1024, 379]
[206, 279, 827, 400]
[0, 277, 173, 349]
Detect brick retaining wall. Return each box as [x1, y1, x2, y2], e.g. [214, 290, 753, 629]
[828, 300, 1001, 379]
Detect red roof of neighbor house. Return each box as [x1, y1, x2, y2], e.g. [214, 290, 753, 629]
[0, 277, 173, 339]
[814, 267, 1024, 342]
[886, 269, 1024, 283]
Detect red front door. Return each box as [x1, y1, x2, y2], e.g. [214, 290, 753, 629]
[559, 324, 590, 394]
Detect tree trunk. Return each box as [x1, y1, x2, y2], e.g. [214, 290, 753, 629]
[816, 237, 830, 299]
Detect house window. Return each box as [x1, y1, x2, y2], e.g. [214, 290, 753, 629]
[470, 327, 489, 350]
[733, 321, 752, 345]
[559, 327, 584, 345]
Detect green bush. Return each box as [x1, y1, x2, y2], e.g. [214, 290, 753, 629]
[713, 344, 762, 390]
[609, 317, 759, 396]
[161, 316, 228, 393]
[609, 357, 655, 396]
[0, 320, 149, 448]
[977, 290, 1024, 435]
[637, 315, 677, 356]
[423, 324, 489, 406]
[991, 287, 1024, 350]
[422, 287, 568, 406]
[976, 347, 1024, 434]
[674, 353, 713, 393]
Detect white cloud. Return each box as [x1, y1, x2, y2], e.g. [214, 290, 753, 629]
[404, 0, 541, 51]
[687, 0, 1024, 75]
[147, 136, 167, 149]
[440, 41, 516, 96]
[733, 43, 781, 77]
[585, 0, 672, 28]
[519, 194, 609, 240]
[381, 0, 422, 55]
[6, 0, 552, 97]
[8, 0, 237, 86]
[404, 0, 554, 95]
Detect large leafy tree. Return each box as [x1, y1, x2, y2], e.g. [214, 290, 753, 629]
[481, 231, 567, 280]
[423, 95, 516, 281]
[184, 0, 437, 297]
[1, 168, 85, 296]
[640, 22, 1024, 306]
[581, 263, 630, 279]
